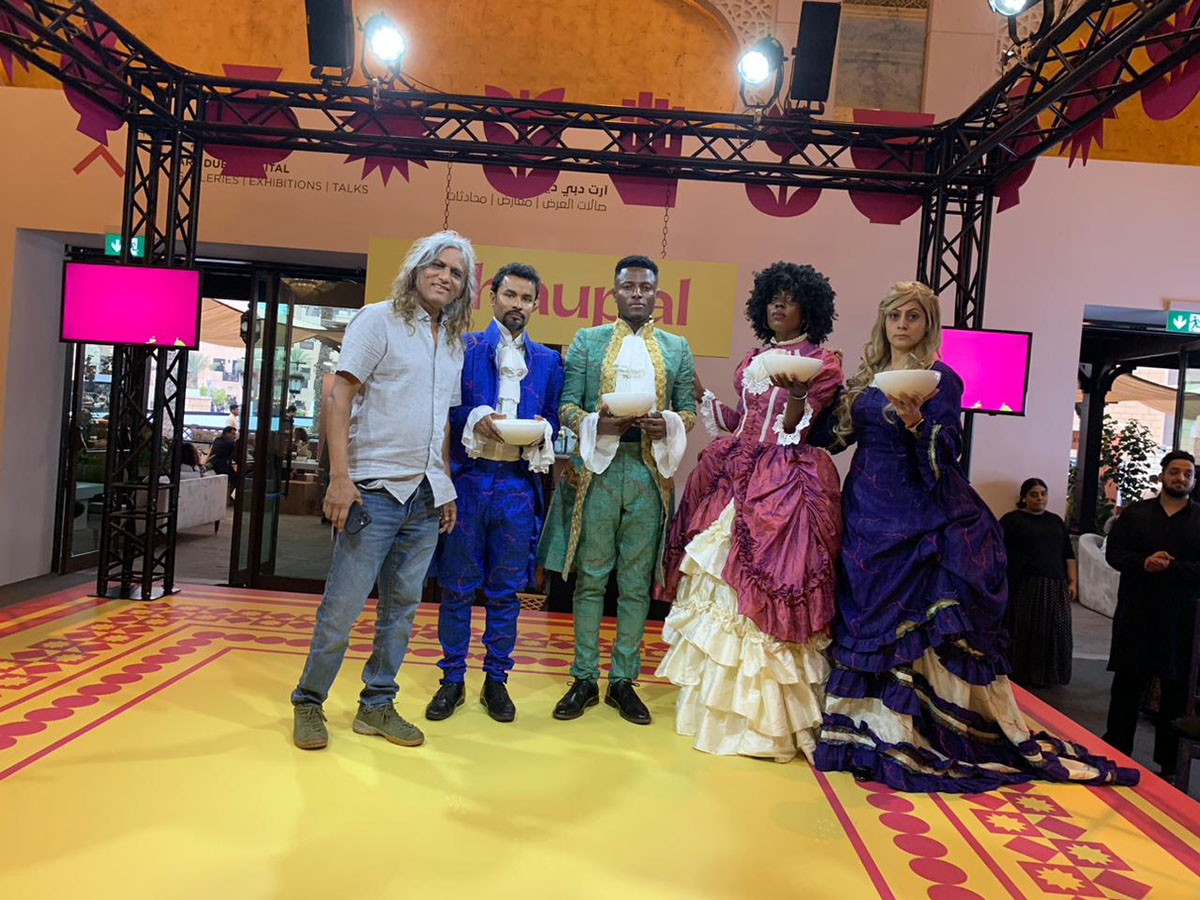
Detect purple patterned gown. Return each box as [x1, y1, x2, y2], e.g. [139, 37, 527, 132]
[813, 361, 1136, 791]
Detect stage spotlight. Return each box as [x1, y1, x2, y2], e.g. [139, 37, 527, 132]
[738, 37, 784, 86]
[989, 0, 1034, 14]
[737, 36, 785, 108]
[364, 13, 406, 65]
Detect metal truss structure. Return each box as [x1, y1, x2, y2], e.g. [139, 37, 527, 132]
[917, 183, 996, 472]
[2, 0, 1199, 586]
[94, 118, 201, 599]
[946, 0, 1200, 182]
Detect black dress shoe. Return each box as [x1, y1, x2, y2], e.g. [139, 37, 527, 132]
[481, 677, 516, 723]
[605, 679, 651, 725]
[424, 682, 465, 721]
[553, 678, 599, 720]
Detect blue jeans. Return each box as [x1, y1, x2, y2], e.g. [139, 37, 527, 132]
[292, 480, 438, 708]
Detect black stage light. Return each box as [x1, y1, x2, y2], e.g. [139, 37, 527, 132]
[789, 1, 841, 104]
[305, 0, 355, 71]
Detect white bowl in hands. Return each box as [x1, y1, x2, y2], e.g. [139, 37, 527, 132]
[758, 353, 822, 382]
[492, 418, 546, 446]
[873, 369, 942, 397]
[600, 391, 655, 417]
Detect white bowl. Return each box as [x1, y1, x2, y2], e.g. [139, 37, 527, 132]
[873, 369, 942, 397]
[492, 418, 546, 446]
[601, 391, 655, 417]
[759, 353, 822, 382]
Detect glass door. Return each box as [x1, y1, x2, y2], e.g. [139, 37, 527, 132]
[1173, 341, 1200, 456]
[229, 273, 269, 586]
[53, 343, 116, 572]
[233, 273, 361, 591]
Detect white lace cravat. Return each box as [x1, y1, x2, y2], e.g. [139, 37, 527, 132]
[462, 322, 530, 465]
[495, 330, 527, 418]
[612, 333, 656, 399]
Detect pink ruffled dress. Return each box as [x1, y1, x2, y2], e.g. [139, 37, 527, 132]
[655, 339, 843, 761]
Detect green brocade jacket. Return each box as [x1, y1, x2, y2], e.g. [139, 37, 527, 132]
[537, 318, 697, 581]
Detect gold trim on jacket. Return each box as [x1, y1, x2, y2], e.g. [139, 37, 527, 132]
[561, 319, 684, 575]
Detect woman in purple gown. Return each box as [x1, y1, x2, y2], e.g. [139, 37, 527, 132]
[812, 282, 1135, 791]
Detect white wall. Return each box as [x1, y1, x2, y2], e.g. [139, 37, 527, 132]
[923, 0, 1001, 120]
[0, 230, 67, 584]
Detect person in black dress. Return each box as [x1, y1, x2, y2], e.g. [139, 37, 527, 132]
[1104, 450, 1200, 780]
[1000, 478, 1077, 687]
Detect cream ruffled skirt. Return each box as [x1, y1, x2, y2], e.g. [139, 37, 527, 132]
[655, 502, 830, 763]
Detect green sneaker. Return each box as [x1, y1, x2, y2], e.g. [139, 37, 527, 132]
[293, 703, 328, 750]
[352, 702, 425, 747]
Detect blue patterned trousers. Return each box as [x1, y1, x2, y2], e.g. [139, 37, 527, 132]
[436, 460, 538, 684]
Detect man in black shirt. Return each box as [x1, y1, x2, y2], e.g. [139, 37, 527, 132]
[1104, 450, 1200, 779]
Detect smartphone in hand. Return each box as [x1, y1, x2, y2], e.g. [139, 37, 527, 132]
[343, 501, 372, 535]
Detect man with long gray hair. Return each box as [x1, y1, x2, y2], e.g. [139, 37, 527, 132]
[291, 231, 477, 751]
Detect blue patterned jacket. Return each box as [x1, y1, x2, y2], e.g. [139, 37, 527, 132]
[447, 320, 564, 505]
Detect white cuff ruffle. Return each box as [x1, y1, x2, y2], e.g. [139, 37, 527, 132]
[653, 410, 687, 478]
[523, 420, 556, 473]
[772, 406, 811, 447]
[462, 405, 497, 458]
[581, 410, 687, 477]
[579, 412, 620, 474]
[699, 390, 721, 438]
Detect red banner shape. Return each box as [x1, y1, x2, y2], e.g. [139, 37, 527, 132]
[481, 86, 566, 199]
[60, 23, 123, 145]
[1058, 20, 1128, 166]
[204, 65, 297, 179]
[995, 78, 1039, 213]
[609, 92, 682, 208]
[342, 110, 429, 186]
[848, 109, 934, 225]
[0, 3, 32, 84]
[1140, 0, 1200, 121]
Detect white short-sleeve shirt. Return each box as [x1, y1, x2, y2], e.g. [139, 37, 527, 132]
[337, 301, 464, 506]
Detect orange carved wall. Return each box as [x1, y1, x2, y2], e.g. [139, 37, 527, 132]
[5, 0, 740, 110]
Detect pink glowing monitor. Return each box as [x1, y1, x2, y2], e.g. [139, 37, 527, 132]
[940, 327, 1032, 416]
[61, 262, 202, 349]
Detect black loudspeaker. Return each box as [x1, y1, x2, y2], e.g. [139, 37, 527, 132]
[789, 1, 842, 103]
[305, 0, 355, 70]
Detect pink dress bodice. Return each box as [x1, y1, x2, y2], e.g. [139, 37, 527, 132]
[705, 340, 842, 447]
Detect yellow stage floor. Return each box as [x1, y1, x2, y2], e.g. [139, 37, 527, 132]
[1, 585, 1198, 899]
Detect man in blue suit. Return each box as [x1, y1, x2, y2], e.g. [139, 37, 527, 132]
[427, 262, 564, 722]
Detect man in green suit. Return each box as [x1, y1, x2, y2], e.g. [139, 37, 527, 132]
[539, 255, 696, 725]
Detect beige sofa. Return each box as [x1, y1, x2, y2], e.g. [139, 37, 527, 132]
[175, 472, 228, 532]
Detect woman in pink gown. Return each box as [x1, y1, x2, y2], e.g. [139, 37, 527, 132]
[656, 262, 842, 762]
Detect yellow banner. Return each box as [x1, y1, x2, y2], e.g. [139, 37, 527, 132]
[366, 238, 737, 357]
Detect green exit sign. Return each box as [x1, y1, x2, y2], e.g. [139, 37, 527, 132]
[104, 234, 145, 258]
[1168, 309, 1200, 335]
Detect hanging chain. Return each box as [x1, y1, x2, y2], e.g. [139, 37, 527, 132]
[442, 161, 453, 231]
[660, 184, 672, 260]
